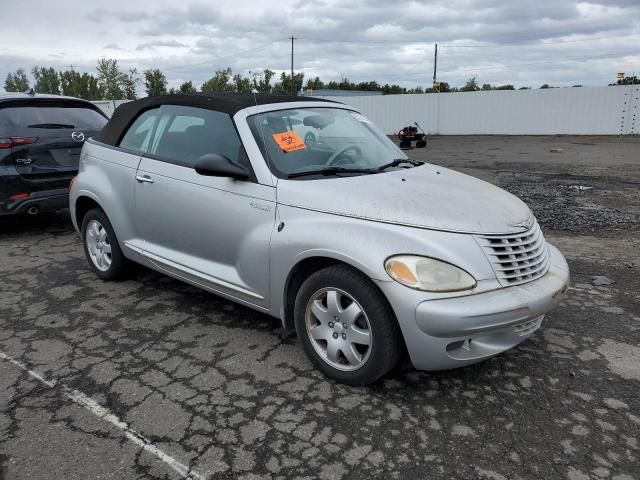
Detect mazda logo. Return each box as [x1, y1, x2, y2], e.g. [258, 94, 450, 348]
[71, 131, 85, 143]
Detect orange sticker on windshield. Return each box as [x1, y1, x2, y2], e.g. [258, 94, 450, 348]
[272, 131, 306, 153]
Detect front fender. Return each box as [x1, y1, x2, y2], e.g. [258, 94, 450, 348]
[269, 204, 497, 321]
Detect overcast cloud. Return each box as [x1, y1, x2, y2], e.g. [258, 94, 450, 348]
[1, 0, 638, 92]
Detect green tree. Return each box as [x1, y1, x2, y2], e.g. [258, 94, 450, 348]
[250, 69, 275, 93]
[481, 83, 492, 91]
[143, 68, 167, 97]
[59, 69, 80, 97]
[84, 74, 104, 100]
[201, 68, 233, 92]
[495, 85, 515, 90]
[232, 73, 252, 93]
[178, 81, 197, 93]
[460, 77, 479, 92]
[356, 81, 381, 91]
[610, 76, 639, 86]
[382, 83, 406, 95]
[122, 69, 140, 100]
[305, 76, 325, 91]
[540, 84, 552, 89]
[435, 81, 451, 92]
[32, 66, 60, 94]
[4, 68, 30, 92]
[56, 69, 104, 100]
[96, 58, 125, 99]
[271, 72, 304, 95]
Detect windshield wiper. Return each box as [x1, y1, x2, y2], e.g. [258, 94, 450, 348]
[27, 123, 76, 129]
[377, 158, 423, 171]
[288, 166, 378, 179]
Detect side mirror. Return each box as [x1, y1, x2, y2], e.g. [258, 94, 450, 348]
[194, 154, 249, 180]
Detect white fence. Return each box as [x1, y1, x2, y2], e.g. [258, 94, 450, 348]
[315, 86, 638, 135]
[92, 85, 639, 135]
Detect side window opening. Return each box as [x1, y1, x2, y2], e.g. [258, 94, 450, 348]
[149, 105, 244, 169]
[118, 109, 159, 154]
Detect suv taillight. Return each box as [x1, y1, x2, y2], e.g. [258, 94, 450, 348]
[0, 137, 38, 149]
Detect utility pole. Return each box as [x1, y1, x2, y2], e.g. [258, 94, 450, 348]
[433, 43, 440, 134]
[432, 43, 438, 93]
[290, 36, 296, 96]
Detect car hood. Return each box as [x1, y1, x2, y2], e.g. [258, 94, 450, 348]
[277, 164, 534, 235]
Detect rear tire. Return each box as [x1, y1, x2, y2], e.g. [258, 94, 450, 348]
[294, 265, 402, 385]
[81, 208, 129, 280]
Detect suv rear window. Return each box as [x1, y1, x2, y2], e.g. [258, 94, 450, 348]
[0, 105, 107, 130]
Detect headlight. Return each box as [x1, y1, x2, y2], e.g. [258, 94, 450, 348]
[384, 255, 476, 292]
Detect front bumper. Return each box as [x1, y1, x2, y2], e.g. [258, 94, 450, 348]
[383, 244, 569, 371]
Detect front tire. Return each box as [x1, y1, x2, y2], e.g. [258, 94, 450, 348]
[294, 265, 402, 385]
[81, 208, 129, 280]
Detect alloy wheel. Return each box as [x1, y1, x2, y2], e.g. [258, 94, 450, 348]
[304, 287, 372, 371]
[85, 219, 112, 272]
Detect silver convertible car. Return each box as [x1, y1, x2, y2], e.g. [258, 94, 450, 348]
[70, 93, 569, 385]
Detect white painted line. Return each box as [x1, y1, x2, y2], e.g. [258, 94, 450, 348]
[0, 351, 205, 480]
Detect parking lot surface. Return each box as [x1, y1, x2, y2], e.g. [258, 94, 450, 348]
[1, 135, 639, 480]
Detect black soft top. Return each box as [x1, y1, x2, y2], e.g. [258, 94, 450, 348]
[94, 92, 337, 147]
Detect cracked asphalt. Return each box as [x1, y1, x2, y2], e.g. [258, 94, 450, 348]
[1, 135, 639, 480]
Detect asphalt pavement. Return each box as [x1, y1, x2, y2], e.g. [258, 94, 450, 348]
[0, 135, 638, 480]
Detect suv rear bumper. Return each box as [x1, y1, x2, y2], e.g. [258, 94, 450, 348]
[0, 187, 69, 215]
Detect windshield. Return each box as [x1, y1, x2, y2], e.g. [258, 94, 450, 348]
[247, 107, 408, 179]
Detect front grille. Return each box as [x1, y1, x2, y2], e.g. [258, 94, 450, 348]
[475, 221, 550, 286]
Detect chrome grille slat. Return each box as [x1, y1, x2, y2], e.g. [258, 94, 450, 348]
[475, 220, 551, 287]
[483, 235, 546, 256]
[483, 235, 539, 248]
[489, 248, 547, 265]
[494, 254, 548, 272]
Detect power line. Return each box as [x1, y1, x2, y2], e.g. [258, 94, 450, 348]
[443, 52, 636, 74]
[170, 39, 284, 70]
[371, 50, 637, 81]
[440, 33, 639, 48]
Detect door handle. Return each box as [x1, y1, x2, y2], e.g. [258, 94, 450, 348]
[136, 174, 154, 184]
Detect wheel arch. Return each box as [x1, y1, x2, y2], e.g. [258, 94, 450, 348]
[75, 194, 104, 229]
[281, 255, 396, 332]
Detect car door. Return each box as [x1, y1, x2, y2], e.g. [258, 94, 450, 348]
[134, 104, 275, 310]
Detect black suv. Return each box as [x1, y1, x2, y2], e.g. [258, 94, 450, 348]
[0, 92, 108, 216]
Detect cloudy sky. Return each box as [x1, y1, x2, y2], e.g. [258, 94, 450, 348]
[1, 0, 639, 92]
